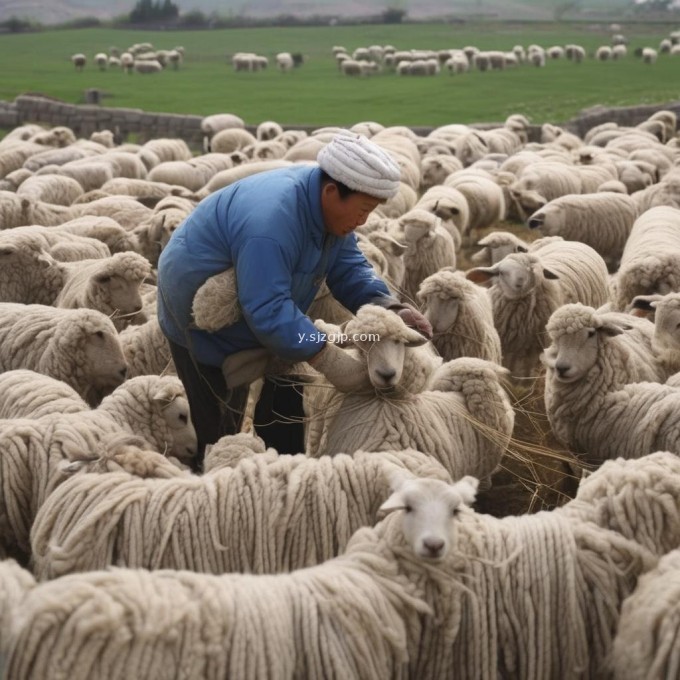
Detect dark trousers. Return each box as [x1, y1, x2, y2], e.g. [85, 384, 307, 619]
[169, 340, 305, 468]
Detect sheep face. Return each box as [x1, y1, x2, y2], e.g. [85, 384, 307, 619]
[467, 255, 558, 300]
[543, 321, 623, 382]
[422, 294, 459, 333]
[356, 334, 427, 391]
[527, 205, 564, 234]
[81, 327, 128, 390]
[95, 273, 144, 319]
[651, 295, 680, 356]
[154, 393, 197, 460]
[379, 474, 478, 560]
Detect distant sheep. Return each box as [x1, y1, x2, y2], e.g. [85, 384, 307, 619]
[71, 53, 86, 71]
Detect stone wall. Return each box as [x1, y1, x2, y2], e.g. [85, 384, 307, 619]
[1, 94, 679, 147]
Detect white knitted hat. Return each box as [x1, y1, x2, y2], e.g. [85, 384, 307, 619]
[317, 131, 401, 200]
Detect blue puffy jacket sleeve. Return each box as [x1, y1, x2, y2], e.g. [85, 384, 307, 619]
[235, 236, 325, 361]
[325, 234, 395, 313]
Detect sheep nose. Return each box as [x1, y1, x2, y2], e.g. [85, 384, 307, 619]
[555, 363, 570, 378]
[528, 217, 543, 229]
[423, 538, 445, 557]
[376, 368, 397, 383]
[119, 367, 128, 379]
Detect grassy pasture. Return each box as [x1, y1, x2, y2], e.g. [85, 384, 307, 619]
[0, 22, 678, 128]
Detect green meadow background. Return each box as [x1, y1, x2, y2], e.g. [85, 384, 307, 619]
[0, 22, 678, 127]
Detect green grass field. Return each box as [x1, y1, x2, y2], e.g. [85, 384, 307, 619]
[0, 22, 678, 127]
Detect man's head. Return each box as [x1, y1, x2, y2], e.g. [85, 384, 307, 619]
[318, 131, 401, 237]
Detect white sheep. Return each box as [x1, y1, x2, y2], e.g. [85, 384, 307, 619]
[309, 309, 514, 484]
[55, 252, 152, 331]
[417, 269, 502, 363]
[275, 52, 294, 72]
[70, 53, 86, 71]
[611, 205, 680, 311]
[119, 317, 176, 377]
[30, 434, 455, 578]
[467, 240, 609, 377]
[54, 215, 140, 254]
[398, 209, 457, 303]
[0, 375, 195, 559]
[0, 303, 128, 405]
[200, 160, 293, 195]
[542, 304, 676, 463]
[414, 184, 468, 246]
[631, 292, 680, 376]
[133, 59, 163, 74]
[0, 225, 110, 263]
[610, 548, 680, 679]
[1, 475, 480, 679]
[0, 190, 73, 228]
[469, 231, 529, 266]
[526, 192, 637, 269]
[15, 173, 84, 205]
[444, 170, 506, 237]
[0, 369, 89, 419]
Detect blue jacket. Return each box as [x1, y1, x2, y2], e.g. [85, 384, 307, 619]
[157, 165, 393, 367]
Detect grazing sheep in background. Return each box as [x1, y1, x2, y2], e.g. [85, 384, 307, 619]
[0, 303, 127, 406]
[55, 215, 140, 255]
[526, 192, 637, 269]
[70, 53, 86, 71]
[275, 52, 294, 72]
[611, 205, 680, 311]
[420, 154, 463, 191]
[642, 47, 658, 64]
[15, 173, 84, 205]
[94, 52, 108, 70]
[70, 195, 153, 230]
[632, 292, 680, 376]
[467, 240, 609, 377]
[610, 549, 680, 679]
[0, 370, 88, 420]
[30, 435, 455, 578]
[414, 184, 468, 246]
[0, 375, 195, 560]
[199, 160, 293, 195]
[133, 59, 163, 74]
[1, 476, 481, 680]
[445, 170, 506, 237]
[55, 252, 152, 331]
[417, 269, 502, 363]
[543, 304, 673, 463]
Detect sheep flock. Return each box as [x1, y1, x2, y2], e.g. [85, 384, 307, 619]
[1, 96, 680, 677]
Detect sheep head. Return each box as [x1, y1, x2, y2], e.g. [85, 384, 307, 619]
[542, 303, 626, 383]
[378, 470, 478, 560]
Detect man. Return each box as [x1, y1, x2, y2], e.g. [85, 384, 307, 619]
[157, 130, 431, 465]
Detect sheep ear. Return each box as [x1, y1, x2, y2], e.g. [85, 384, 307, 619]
[598, 323, 624, 337]
[0, 245, 18, 257]
[152, 385, 177, 404]
[631, 295, 661, 312]
[378, 491, 407, 517]
[405, 334, 429, 348]
[94, 272, 112, 284]
[455, 476, 479, 505]
[466, 266, 498, 284]
[543, 268, 559, 280]
[516, 245, 528, 253]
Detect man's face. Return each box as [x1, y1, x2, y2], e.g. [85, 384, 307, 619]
[321, 183, 383, 237]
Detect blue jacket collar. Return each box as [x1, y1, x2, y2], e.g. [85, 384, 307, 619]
[308, 167, 328, 247]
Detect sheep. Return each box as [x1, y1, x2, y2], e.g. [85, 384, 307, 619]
[119, 317, 175, 377]
[133, 59, 163, 74]
[147, 154, 233, 192]
[210, 127, 257, 154]
[98, 177, 194, 202]
[55, 252, 152, 331]
[444, 170, 506, 237]
[398, 209, 457, 304]
[36, 159, 115, 192]
[611, 206, 680, 312]
[30, 434, 456, 578]
[275, 52, 294, 72]
[70, 53, 86, 71]
[417, 269, 502, 363]
[0, 369, 89, 419]
[0, 303, 127, 406]
[0, 375, 196, 559]
[0, 190, 74, 228]
[309, 311, 514, 484]
[642, 47, 658, 64]
[0, 167, 32, 192]
[53, 215, 140, 254]
[14, 172, 84, 206]
[631, 173, 680, 213]
[595, 45, 612, 61]
[200, 160, 293, 195]
[94, 52, 108, 70]
[542, 304, 673, 463]
[70, 195, 154, 230]
[414, 185, 469, 245]
[631, 292, 680, 376]
[467, 240, 609, 377]
[526, 192, 637, 269]
[469, 231, 529, 266]
[610, 548, 680, 679]
[1, 476, 481, 680]
[0, 225, 110, 263]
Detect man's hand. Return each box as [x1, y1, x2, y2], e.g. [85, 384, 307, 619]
[394, 303, 433, 340]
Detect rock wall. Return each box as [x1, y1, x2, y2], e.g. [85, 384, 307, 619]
[1, 94, 679, 147]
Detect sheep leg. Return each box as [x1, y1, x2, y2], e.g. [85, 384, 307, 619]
[240, 378, 265, 434]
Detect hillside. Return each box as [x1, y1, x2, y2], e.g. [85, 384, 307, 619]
[0, 0, 640, 24]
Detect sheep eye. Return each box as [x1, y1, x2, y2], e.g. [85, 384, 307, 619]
[99, 275, 111, 284]
[404, 505, 413, 513]
[95, 330, 105, 339]
[587, 329, 596, 338]
[179, 414, 188, 424]
[451, 507, 460, 517]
